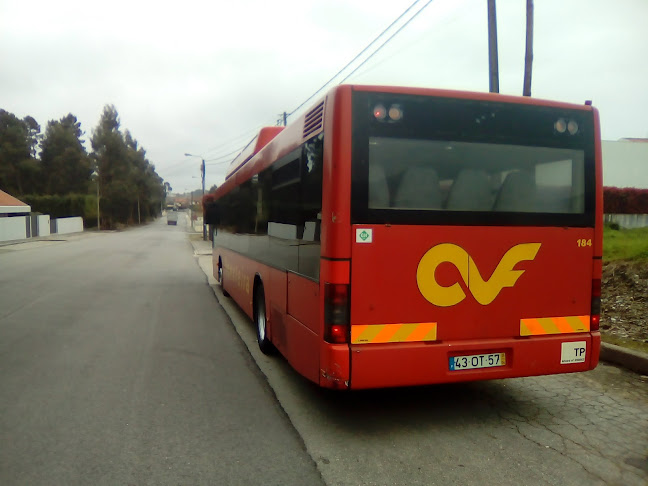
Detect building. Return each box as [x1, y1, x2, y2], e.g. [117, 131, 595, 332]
[0, 189, 30, 216]
[602, 139, 648, 189]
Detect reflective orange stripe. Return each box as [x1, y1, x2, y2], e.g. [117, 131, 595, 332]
[520, 318, 546, 336]
[372, 324, 400, 343]
[571, 315, 590, 331]
[351, 325, 377, 343]
[351, 322, 437, 344]
[403, 322, 437, 342]
[553, 317, 575, 334]
[520, 315, 590, 336]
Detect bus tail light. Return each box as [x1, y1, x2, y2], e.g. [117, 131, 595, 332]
[324, 283, 350, 344]
[590, 278, 601, 331]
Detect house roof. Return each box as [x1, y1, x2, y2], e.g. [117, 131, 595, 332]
[0, 189, 30, 213]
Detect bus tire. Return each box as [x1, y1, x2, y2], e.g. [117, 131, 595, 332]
[254, 284, 274, 355]
[219, 260, 229, 297]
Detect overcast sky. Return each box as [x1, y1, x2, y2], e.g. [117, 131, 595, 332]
[1, 0, 646, 193]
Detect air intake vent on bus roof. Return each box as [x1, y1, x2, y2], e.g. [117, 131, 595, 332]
[303, 101, 324, 139]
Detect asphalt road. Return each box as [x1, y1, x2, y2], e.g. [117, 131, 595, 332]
[0, 216, 324, 486]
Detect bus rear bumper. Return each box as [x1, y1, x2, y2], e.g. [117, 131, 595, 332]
[349, 332, 601, 389]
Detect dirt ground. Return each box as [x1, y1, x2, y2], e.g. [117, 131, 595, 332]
[601, 260, 648, 349]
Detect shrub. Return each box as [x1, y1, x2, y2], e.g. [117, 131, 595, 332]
[603, 187, 648, 214]
[22, 194, 98, 227]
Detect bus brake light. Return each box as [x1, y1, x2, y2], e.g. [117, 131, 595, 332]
[324, 283, 350, 344]
[591, 278, 601, 331]
[373, 104, 387, 120]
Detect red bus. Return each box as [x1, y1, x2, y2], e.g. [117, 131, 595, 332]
[208, 85, 602, 390]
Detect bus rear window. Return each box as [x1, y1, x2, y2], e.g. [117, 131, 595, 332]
[368, 138, 585, 214]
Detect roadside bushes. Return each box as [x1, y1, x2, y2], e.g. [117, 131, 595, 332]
[604, 187, 648, 214]
[22, 194, 96, 226]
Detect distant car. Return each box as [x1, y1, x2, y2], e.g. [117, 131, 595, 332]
[167, 210, 178, 225]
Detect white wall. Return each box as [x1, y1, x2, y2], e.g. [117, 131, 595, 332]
[604, 214, 648, 229]
[0, 216, 27, 241]
[38, 215, 50, 237]
[602, 141, 648, 189]
[54, 217, 84, 235]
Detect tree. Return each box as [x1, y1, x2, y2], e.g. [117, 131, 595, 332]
[23, 116, 41, 157]
[91, 105, 132, 226]
[0, 109, 41, 195]
[40, 114, 91, 194]
[90, 104, 165, 227]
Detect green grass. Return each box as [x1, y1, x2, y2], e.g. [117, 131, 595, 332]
[603, 225, 648, 262]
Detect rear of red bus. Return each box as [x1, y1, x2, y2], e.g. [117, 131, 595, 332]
[320, 86, 601, 389]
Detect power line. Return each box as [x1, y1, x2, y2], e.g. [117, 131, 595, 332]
[338, 0, 434, 84]
[202, 119, 274, 158]
[205, 146, 246, 165]
[183, 1, 435, 178]
[287, 0, 424, 117]
[346, 7, 462, 82]
[159, 157, 196, 176]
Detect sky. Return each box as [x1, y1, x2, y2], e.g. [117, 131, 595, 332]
[1, 0, 647, 194]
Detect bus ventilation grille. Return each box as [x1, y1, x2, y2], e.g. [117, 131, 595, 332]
[303, 102, 324, 138]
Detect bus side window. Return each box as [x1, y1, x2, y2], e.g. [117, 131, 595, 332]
[301, 133, 323, 241]
[270, 152, 302, 236]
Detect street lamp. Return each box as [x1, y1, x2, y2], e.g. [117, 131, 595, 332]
[91, 170, 100, 231]
[185, 153, 206, 240]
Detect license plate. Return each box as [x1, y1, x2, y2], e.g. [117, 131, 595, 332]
[449, 352, 506, 371]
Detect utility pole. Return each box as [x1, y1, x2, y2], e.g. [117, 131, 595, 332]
[185, 152, 207, 241]
[201, 158, 206, 241]
[283, 112, 288, 126]
[97, 180, 100, 230]
[92, 169, 100, 231]
[523, 0, 534, 96]
[487, 0, 499, 93]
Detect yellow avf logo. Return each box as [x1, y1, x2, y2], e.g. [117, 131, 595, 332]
[416, 243, 541, 307]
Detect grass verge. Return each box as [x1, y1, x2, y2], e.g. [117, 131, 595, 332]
[603, 225, 648, 262]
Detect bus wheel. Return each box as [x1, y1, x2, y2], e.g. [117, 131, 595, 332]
[254, 284, 274, 355]
[219, 261, 229, 297]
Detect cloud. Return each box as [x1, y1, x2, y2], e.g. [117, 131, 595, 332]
[2, 0, 647, 192]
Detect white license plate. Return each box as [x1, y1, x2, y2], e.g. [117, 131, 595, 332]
[449, 352, 506, 371]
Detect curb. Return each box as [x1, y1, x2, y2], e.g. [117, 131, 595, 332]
[0, 231, 88, 248]
[600, 342, 648, 375]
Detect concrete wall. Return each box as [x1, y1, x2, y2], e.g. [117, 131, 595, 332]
[38, 215, 50, 237]
[54, 217, 84, 235]
[604, 213, 648, 229]
[0, 216, 28, 241]
[602, 141, 648, 189]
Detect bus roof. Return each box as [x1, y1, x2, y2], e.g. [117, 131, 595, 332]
[226, 126, 284, 180]
[217, 84, 595, 196]
[349, 84, 594, 111]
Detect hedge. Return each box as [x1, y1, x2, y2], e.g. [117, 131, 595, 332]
[604, 187, 648, 214]
[21, 194, 97, 227]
